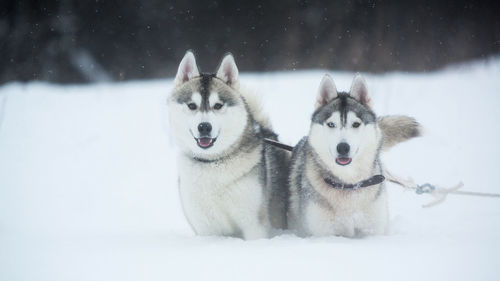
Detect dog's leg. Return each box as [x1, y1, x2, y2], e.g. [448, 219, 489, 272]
[361, 193, 389, 236]
[241, 221, 270, 240]
[303, 203, 339, 237]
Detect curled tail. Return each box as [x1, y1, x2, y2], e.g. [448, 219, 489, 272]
[378, 115, 422, 151]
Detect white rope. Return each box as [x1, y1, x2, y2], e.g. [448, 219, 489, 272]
[262, 137, 499, 207]
[383, 169, 499, 207]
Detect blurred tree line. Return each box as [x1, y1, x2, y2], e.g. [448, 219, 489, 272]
[1, 0, 499, 84]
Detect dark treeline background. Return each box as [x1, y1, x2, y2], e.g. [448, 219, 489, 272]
[1, 0, 499, 84]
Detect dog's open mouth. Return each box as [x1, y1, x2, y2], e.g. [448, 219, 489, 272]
[336, 157, 352, 166]
[196, 137, 216, 149]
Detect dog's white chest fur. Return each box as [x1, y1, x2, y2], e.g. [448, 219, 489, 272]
[177, 148, 269, 240]
[303, 165, 388, 237]
[304, 189, 388, 237]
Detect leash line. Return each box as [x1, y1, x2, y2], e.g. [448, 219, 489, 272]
[448, 191, 500, 198]
[264, 138, 294, 152]
[264, 138, 500, 206]
[385, 169, 500, 207]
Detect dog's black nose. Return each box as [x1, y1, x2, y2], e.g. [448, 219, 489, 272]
[198, 122, 212, 135]
[337, 142, 350, 155]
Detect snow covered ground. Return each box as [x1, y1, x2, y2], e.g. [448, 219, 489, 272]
[1, 58, 500, 281]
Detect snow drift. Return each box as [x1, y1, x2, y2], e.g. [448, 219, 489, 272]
[1, 58, 499, 281]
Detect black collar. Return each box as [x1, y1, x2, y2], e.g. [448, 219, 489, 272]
[192, 156, 219, 163]
[324, 174, 385, 190]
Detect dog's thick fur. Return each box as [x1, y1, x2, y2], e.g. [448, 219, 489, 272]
[167, 51, 289, 240]
[288, 74, 421, 237]
[378, 115, 421, 151]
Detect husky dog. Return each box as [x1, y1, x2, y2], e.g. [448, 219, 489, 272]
[288, 74, 420, 237]
[167, 51, 289, 240]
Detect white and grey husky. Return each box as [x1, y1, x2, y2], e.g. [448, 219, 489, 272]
[167, 51, 289, 239]
[288, 74, 421, 237]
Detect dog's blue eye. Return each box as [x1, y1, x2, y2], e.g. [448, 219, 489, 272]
[213, 103, 223, 110]
[187, 103, 197, 110]
[327, 122, 336, 128]
[352, 122, 361, 128]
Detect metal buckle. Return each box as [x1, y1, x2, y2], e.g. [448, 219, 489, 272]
[416, 183, 435, 194]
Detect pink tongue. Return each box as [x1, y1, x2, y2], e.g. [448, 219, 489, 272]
[337, 158, 351, 164]
[198, 138, 212, 147]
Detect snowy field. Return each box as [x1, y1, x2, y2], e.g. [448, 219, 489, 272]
[1, 58, 500, 281]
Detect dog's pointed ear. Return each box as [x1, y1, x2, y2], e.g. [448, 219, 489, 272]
[216, 53, 239, 88]
[174, 51, 200, 86]
[315, 74, 338, 110]
[349, 73, 372, 107]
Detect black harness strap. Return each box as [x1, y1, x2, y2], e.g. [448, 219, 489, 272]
[264, 138, 294, 152]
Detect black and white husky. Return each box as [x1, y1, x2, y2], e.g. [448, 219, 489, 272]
[167, 51, 289, 239]
[288, 74, 421, 237]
